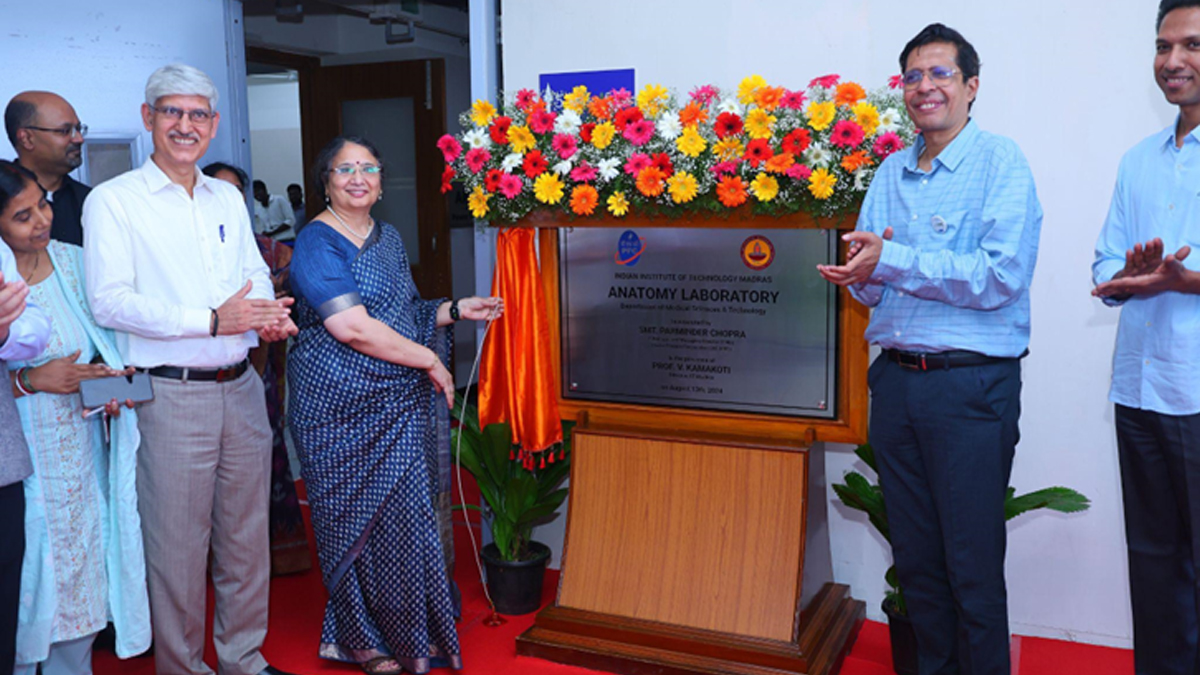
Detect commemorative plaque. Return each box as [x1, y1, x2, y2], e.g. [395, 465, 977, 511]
[559, 226, 838, 418]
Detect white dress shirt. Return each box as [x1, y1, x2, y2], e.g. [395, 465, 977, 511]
[253, 194, 295, 240]
[0, 238, 49, 362]
[83, 157, 273, 369]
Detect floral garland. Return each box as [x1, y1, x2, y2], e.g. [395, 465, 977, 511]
[439, 74, 916, 223]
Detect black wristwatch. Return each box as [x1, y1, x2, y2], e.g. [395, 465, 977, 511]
[449, 299, 461, 321]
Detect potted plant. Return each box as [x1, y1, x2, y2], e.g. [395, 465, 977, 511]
[832, 442, 1090, 675]
[451, 394, 573, 615]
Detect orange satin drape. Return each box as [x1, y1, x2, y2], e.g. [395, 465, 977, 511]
[478, 227, 562, 453]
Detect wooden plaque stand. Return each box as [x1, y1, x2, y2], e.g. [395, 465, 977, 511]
[512, 211, 868, 675]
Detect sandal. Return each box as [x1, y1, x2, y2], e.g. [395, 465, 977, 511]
[362, 656, 403, 675]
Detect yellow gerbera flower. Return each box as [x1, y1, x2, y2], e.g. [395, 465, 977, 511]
[737, 75, 767, 104]
[667, 171, 699, 204]
[808, 167, 837, 200]
[852, 102, 880, 136]
[807, 101, 836, 132]
[563, 85, 590, 112]
[745, 109, 777, 140]
[507, 125, 536, 153]
[471, 99, 496, 126]
[607, 191, 630, 217]
[468, 186, 490, 218]
[676, 127, 707, 158]
[750, 173, 779, 202]
[713, 138, 745, 161]
[591, 121, 616, 150]
[637, 84, 669, 117]
[533, 173, 565, 204]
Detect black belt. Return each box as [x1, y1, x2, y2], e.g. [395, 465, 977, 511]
[884, 349, 1021, 371]
[141, 359, 249, 382]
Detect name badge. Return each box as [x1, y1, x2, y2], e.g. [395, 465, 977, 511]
[930, 215, 948, 233]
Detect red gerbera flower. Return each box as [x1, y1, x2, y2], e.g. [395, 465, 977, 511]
[528, 109, 556, 134]
[873, 132, 905, 159]
[780, 90, 807, 110]
[579, 122, 596, 144]
[624, 153, 652, 176]
[515, 88, 539, 111]
[551, 133, 578, 160]
[489, 116, 512, 145]
[743, 139, 773, 168]
[440, 164, 455, 194]
[614, 106, 643, 131]
[498, 173, 523, 199]
[809, 74, 840, 89]
[436, 135, 462, 162]
[522, 150, 548, 177]
[888, 74, 904, 90]
[781, 128, 812, 156]
[623, 119, 654, 146]
[830, 120, 865, 149]
[484, 169, 503, 192]
[651, 153, 674, 177]
[714, 112, 744, 139]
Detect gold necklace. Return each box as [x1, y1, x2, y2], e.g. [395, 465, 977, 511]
[22, 250, 40, 283]
[328, 206, 372, 241]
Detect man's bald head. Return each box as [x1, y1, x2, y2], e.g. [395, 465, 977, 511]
[5, 91, 83, 176]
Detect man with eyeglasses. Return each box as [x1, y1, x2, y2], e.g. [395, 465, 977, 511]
[3, 92, 90, 246]
[1092, 2, 1200, 671]
[819, 23, 1042, 675]
[83, 63, 299, 675]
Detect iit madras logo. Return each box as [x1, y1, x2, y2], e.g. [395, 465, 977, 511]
[614, 229, 645, 266]
[740, 235, 775, 270]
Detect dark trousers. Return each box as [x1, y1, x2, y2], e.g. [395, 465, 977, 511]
[0, 481, 25, 675]
[868, 355, 1020, 675]
[1116, 404, 1200, 675]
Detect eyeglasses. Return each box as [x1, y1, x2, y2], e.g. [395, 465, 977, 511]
[150, 105, 214, 124]
[901, 66, 960, 89]
[332, 163, 382, 177]
[24, 123, 88, 138]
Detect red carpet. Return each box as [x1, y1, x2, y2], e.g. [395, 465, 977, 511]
[94, 485, 1134, 675]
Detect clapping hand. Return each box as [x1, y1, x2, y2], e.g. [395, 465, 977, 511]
[217, 280, 293, 335]
[0, 272, 30, 345]
[1093, 242, 1197, 298]
[817, 227, 893, 287]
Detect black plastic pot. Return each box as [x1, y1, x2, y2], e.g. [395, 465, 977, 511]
[883, 598, 918, 675]
[481, 541, 551, 615]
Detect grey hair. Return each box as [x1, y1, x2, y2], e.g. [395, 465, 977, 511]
[144, 63, 219, 110]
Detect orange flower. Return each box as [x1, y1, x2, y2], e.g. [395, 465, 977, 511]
[834, 82, 866, 107]
[754, 85, 786, 111]
[678, 101, 709, 127]
[588, 96, 612, 121]
[635, 166, 667, 197]
[570, 184, 600, 215]
[716, 176, 748, 208]
[840, 150, 875, 172]
[764, 152, 796, 174]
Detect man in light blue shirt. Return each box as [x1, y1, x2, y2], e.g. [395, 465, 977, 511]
[820, 23, 1042, 675]
[1092, 2, 1200, 671]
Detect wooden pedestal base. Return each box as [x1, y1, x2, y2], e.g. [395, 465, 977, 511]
[517, 582, 864, 675]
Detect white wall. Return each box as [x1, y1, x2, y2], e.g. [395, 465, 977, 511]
[247, 78, 304, 197]
[502, 0, 1165, 648]
[0, 0, 244, 179]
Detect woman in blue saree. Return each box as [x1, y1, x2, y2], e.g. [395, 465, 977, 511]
[287, 137, 501, 675]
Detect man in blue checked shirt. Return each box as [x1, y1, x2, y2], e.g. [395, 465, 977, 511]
[820, 23, 1042, 675]
[1092, 2, 1200, 672]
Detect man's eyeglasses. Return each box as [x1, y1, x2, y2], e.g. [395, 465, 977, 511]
[332, 164, 382, 177]
[24, 123, 88, 138]
[150, 105, 214, 124]
[901, 66, 960, 89]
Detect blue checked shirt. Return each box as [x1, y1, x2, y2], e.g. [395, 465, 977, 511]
[1093, 121, 1200, 416]
[849, 120, 1043, 358]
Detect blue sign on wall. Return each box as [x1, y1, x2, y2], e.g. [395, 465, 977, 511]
[538, 68, 636, 108]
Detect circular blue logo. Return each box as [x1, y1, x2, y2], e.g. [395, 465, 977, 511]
[614, 230, 645, 266]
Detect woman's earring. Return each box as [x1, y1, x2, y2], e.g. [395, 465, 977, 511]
[377, 192, 384, 202]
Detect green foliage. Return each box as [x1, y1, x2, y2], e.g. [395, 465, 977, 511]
[832, 442, 1091, 615]
[451, 393, 573, 562]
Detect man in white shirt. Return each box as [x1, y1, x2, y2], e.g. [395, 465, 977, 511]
[252, 180, 294, 242]
[83, 63, 297, 675]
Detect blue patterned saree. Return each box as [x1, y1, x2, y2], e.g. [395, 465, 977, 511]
[287, 221, 461, 672]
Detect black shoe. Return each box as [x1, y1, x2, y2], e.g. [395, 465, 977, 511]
[260, 667, 300, 675]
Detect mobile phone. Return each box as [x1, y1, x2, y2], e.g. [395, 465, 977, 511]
[79, 372, 154, 409]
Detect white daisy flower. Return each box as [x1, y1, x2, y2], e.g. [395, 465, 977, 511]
[656, 113, 682, 140]
[501, 152, 524, 173]
[554, 109, 582, 135]
[878, 108, 903, 134]
[717, 98, 743, 115]
[552, 159, 574, 176]
[853, 168, 873, 191]
[462, 128, 491, 149]
[804, 143, 832, 168]
[597, 157, 621, 182]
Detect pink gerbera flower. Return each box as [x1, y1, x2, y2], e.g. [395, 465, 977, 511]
[623, 119, 654, 146]
[830, 120, 865, 149]
[529, 109, 556, 135]
[551, 133, 578, 159]
[809, 74, 840, 89]
[515, 88, 539, 112]
[873, 132, 905, 159]
[498, 173, 523, 199]
[689, 84, 719, 106]
[570, 163, 598, 183]
[436, 134, 462, 162]
[786, 164, 813, 180]
[609, 88, 634, 110]
[465, 147, 491, 173]
[780, 90, 807, 110]
[624, 152, 652, 176]
[888, 74, 904, 90]
[710, 160, 740, 176]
